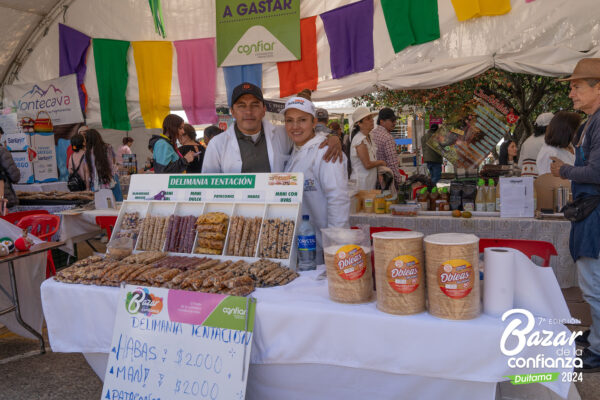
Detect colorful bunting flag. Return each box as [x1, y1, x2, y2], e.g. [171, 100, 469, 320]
[59, 24, 91, 113]
[132, 41, 173, 129]
[320, 0, 374, 79]
[223, 64, 263, 107]
[174, 38, 218, 125]
[92, 39, 131, 131]
[451, 0, 511, 22]
[277, 16, 318, 98]
[381, 0, 440, 53]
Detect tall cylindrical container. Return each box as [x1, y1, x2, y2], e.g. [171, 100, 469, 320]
[424, 233, 480, 320]
[372, 231, 425, 315]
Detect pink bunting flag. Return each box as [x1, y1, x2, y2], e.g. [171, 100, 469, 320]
[173, 38, 218, 124]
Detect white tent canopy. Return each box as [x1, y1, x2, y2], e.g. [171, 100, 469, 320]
[1, 0, 599, 130]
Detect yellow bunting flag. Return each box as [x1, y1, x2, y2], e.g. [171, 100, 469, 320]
[132, 41, 173, 129]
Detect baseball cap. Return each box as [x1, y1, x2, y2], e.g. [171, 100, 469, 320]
[231, 82, 264, 105]
[315, 108, 329, 120]
[535, 112, 554, 127]
[378, 108, 397, 121]
[280, 97, 316, 117]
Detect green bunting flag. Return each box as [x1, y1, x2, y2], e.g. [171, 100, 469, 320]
[93, 39, 131, 131]
[381, 0, 440, 53]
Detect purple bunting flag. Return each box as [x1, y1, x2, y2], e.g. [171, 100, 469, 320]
[320, 0, 374, 79]
[59, 24, 91, 113]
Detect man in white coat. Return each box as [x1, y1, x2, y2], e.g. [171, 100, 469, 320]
[202, 83, 341, 174]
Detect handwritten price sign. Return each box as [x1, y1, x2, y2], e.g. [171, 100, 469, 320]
[102, 285, 256, 400]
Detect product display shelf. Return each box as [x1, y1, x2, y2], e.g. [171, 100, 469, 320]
[112, 200, 301, 270]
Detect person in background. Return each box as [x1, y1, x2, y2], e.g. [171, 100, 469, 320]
[144, 144, 154, 172]
[371, 108, 402, 188]
[550, 58, 600, 372]
[203, 125, 223, 146]
[85, 129, 122, 201]
[537, 111, 581, 175]
[0, 126, 20, 211]
[421, 123, 444, 186]
[66, 124, 89, 165]
[282, 96, 349, 263]
[329, 121, 349, 156]
[349, 107, 387, 190]
[519, 112, 554, 177]
[117, 136, 134, 165]
[315, 108, 332, 136]
[202, 83, 342, 174]
[178, 124, 204, 173]
[149, 114, 194, 174]
[498, 139, 518, 165]
[67, 133, 90, 190]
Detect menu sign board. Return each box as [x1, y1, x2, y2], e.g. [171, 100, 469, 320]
[128, 173, 303, 204]
[102, 285, 256, 400]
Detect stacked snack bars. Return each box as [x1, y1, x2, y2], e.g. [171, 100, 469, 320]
[114, 212, 141, 243]
[195, 212, 229, 255]
[55, 253, 299, 297]
[137, 215, 169, 251]
[258, 218, 295, 259]
[164, 215, 197, 253]
[227, 216, 262, 257]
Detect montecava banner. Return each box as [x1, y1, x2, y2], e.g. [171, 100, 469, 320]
[216, 0, 300, 67]
[3, 74, 84, 125]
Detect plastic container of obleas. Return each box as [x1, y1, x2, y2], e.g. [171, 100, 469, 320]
[390, 203, 421, 216]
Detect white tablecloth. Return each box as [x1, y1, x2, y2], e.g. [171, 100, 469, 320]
[41, 264, 574, 399]
[58, 209, 119, 255]
[13, 182, 69, 193]
[0, 219, 45, 339]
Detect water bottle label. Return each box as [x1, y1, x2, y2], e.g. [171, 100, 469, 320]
[298, 235, 316, 251]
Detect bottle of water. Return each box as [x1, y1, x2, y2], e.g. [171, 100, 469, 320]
[297, 215, 316, 271]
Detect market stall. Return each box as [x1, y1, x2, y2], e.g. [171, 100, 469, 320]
[40, 265, 574, 400]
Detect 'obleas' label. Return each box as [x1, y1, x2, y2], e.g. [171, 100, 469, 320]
[437, 259, 473, 299]
[334, 245, 367, 280]
[387, 255, 420, 294]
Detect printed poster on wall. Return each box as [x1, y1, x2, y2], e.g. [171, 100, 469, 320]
[102, 285, 256, 400]
[27, 131, 58, 182]
[3, 74, 85, 126]
[0, 111, 28, 151]
[216, 0, 300, 66]
[426, 88, 519, 169]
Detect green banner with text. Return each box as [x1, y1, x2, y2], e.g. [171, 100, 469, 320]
[216, 0, 300, 66]
[168, 175, 256, 189]
[504, 373, 559, 385]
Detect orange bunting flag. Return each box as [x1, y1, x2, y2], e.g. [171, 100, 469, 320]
[277, 16, 318, 98]
[132, 41, 173, 129]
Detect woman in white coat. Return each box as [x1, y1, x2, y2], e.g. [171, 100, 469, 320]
[282, 97, 350, 263]
[349, 107, 387, 190]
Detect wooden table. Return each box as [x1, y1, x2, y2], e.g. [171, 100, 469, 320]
[0, 241, 64, 353]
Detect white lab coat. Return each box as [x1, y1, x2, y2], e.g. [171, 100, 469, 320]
[284, 135, 350, 263]
[202, 119, 293, 173]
